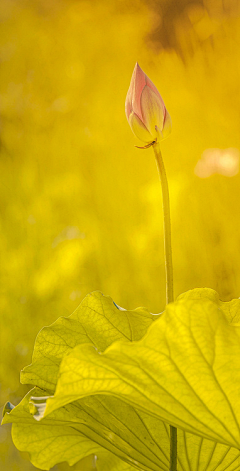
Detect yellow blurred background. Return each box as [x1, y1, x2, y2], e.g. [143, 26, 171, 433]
[1, 0, 240, 469]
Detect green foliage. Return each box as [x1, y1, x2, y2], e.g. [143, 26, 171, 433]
[20, 291, 156, 393]
[3, 289, 240, 470]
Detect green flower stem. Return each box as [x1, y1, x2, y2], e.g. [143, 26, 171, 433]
[153, 142, 174, 305]
[152, 141, 177, 471]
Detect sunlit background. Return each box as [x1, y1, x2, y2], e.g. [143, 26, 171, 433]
[1, 0, 240, 469]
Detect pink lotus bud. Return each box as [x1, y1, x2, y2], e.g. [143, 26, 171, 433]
[125, 63, 172, 144]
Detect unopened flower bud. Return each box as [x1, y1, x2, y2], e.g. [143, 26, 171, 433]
[125, 63, 172, 144]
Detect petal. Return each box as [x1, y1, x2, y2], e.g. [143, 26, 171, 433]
[146, 75, 165, 107]
[131, 63, 147, 121]
[141, 86, 165, 137]
[125, 88, 132, 120]
[162, 109, 172, 139]
[128, 112, 153, 143]
[125, 63, 148, 122]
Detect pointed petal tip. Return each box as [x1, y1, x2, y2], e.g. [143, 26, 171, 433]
[132, 62, 144, 76]
[135, 62, 143, 73]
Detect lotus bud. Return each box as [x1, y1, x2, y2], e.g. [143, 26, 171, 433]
[125, 63, 172, 145]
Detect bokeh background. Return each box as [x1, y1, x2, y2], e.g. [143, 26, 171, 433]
[1, 0, 240, 469]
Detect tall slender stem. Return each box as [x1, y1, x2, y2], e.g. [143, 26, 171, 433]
[152, 141, 177, 471]
[153, 142, 174, 304]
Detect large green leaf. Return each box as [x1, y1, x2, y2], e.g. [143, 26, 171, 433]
[4, 288, 240, 471]
[42, 291, 240, 449]
[3, 388, 169, 471]
[3, 387, 240, 471]
[21, 290, 156, 392]
[2, 388, 145, 470]
[2, 389, 102, 470]
[3, 291, 160, 470]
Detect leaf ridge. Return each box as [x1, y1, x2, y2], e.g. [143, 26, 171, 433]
[195, 437, 203, 471]
[93, 398, 169, 469]
[216, 450, 240, 471]
[70, 401, 164, 470]
[162, 337, 238, 446]
[210, 446, 231, 471]
[183, 432, 192, 471]
[133, 409, 169, 463]
[188, 322, 240, 441]
[81, 304, 131, 340]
